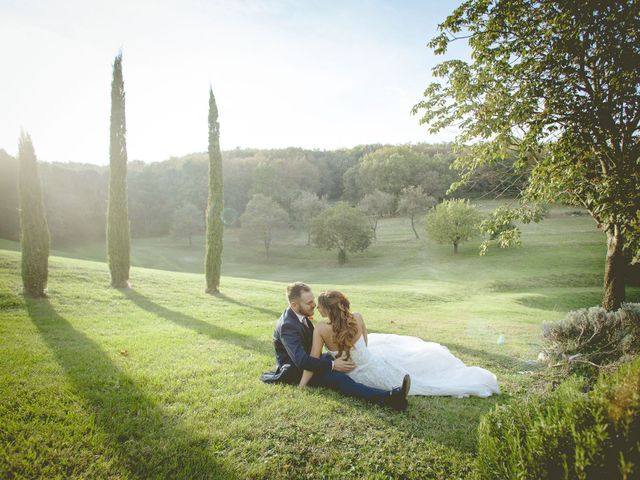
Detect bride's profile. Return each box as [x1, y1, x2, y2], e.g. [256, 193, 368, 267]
[300, 290, 500, 398]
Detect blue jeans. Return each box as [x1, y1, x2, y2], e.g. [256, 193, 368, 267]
[309, 353, 389, 405]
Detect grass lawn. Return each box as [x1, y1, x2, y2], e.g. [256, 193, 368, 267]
[1, 203, 638, 478]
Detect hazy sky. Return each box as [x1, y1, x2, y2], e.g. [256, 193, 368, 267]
[1, 0, 467, 164]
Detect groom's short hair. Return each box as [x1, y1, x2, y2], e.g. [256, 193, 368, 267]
[287, 282, 310, 302]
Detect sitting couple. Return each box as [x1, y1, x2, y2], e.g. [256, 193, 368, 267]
[262, 282, 500, 412]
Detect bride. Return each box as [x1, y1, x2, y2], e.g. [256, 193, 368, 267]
[299, 290, 500, 398]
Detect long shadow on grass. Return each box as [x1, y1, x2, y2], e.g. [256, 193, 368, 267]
[26, 299, 234, 479]
[123, 289, 272, 355]
[445, 342, 532, 372]
[516, 290, 604, 312]
[213, 291, 280, 317]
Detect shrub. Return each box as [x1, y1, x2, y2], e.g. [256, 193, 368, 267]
[476, 358, 640, 480]
[542, 303, 640, 377]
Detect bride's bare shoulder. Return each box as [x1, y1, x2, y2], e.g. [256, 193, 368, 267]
[352, 312, 364, 321]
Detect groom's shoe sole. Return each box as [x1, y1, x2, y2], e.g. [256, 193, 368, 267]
[386, 374, 411, 412]
[401, 374, 411, 400]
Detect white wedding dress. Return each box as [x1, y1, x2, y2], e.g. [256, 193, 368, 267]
[330, 333, 500, 398]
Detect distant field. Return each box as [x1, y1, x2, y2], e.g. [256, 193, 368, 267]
[1, 202, 638, 478]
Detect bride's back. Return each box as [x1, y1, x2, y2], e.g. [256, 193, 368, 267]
[317, 290, 368, 358]
[318, 312, 365, 353]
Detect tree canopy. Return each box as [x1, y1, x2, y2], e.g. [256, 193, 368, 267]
[290, 190, 327, 244]
[425, 199, 481, 254]
[412, 0, 640, 309]
[311, 203, 372, 264]
[172, 202, 202, 247]
[397, 186, 437, 239]
[358, 189, 395, 240]
[239, 194, 289, 258]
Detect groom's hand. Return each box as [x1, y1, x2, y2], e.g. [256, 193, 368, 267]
[333, 357, 356, 373]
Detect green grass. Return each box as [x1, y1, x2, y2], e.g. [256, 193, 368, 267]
[1, 203, 638, 478]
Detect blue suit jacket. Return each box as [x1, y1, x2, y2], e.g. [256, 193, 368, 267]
[272, 307, 333, 382]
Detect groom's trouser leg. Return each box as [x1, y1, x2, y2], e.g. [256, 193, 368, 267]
[311, 370, 388, 406]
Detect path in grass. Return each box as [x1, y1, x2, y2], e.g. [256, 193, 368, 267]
[1, 204, 638, 478]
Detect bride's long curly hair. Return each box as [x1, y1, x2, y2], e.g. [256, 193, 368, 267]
[318, 290, 359, 361]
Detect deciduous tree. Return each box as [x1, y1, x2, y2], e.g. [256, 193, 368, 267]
[290, 190, 327, 245]
[413, 0, 640, 310]
[397, 186, 436, 239]
[240, 194, 289, 258]
[425, 199, 481, 253]
[311, 203, 372, 264]
[172, 202, 202, 247]
[357, 189, 395, 240]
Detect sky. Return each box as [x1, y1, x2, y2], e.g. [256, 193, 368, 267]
[0, 0, 468, 165]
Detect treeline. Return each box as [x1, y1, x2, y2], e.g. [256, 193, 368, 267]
[0, 143, 526, 247]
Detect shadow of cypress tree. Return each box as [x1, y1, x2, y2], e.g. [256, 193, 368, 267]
[25, 298, 235, 479]
[122, 289, 273, 355]
[212, 291, 280, 318]
[444, 342, 533, 372]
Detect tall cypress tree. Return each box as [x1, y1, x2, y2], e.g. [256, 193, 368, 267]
[205, 86, 224, 293]
[107, 52, 131, 288]
[18, 131, 50, 297]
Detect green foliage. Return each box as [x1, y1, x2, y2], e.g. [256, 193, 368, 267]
[107, 52, 131, 288]
[0, 143, 469, 246]
[205, 87, 224, 293]
[290, 190, 327, 244]
[478, 203, 547, 255]
[171, 203, 203, 247]
[413, 0, 640, 309]
[251, 156, 321, 213]
[476, 358, 640, 480]
[310, 202, 372, 264]
[542, 303, 640, 378]
[357, 146, 422, 195]
[425, 199, 481, 253]
[239, 194, 289, 258]
[397, 186, 437, 239]
[18, 132, 50, 297]
[0, 150, 19, 241]
[357, 189, 395, 240]
[346, 145, 457, 200]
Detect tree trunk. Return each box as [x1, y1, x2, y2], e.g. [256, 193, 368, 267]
[188, 235, 192, 247]
[410, 214, 419, 239]
[264, 234, 270, 260]
[602, 224, 625, 311]
[338, 248, 347, 265]
[453, 241, 458, 254]
[372, 218, 378, 241]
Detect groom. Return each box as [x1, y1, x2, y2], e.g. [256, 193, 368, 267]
[262, 282, 410, 411]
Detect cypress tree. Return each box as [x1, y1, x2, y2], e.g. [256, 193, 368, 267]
[18, 131, 50, 297]
[107, 52, 131, 288]
[204, 86, 224, 293]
